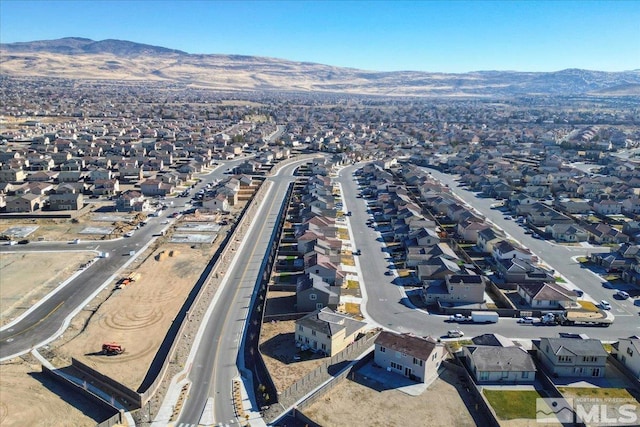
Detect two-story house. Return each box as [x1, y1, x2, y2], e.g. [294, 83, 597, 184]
[374, 331, 447, 384]
[535, 337, 607, 377]
[294, 307, 367, 357]
[613, 336, 640, 380]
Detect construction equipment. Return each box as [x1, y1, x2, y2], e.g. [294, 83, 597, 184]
[115, 273, 141, 289]
[102, 342, 124, 355]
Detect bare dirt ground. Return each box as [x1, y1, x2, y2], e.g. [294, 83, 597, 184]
[0, 251, 96, 326]
[0, 358, 107, 427]
[0, 199, 243, 426]
[49, 240, 220, 390]
[303, 366, 482, 427]
[0, 204, 142, 242]
[259, 320, 326, 393]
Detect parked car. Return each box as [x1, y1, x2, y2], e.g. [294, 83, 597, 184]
[7, 240, 17, 246]
[517, 316, 537, 324]
[617, 290, 630, 299]
[573, 288, 584, 297]
[447, 329, 464, 338]
[384, 270, 393, 276]
[354, 249, 362, 256]
[17, 239, 29, 244]
[524, 229, 533, 235]
[600, 300, 612, 310]
[124, 231, 134, 237]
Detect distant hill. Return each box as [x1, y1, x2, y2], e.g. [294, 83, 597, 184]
[1, 37, 639, 97]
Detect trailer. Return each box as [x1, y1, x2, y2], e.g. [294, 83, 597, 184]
[470, 311, 499, 323]
[558, 310, 614, 327]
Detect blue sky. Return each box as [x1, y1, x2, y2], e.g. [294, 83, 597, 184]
[1, 1, 638, 73]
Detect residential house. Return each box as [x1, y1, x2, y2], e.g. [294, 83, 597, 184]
[422, 274, 487, 305]
[140, 179, 174, 197]
[463, 345, 536, 383]
[49, 187, 83, 211]
[296, 273, 341, 312]
[115, 190, 148, 212]
[294, 307, 367, 356]
[612, 336, 640, 379]
[374, 331, 447, 383]
[5, 193, 43, 212]
[496, 258, 553, 283]
[585, 223, 629, 245]
[202, 193, 230, 212]
[545, 223, 589, 243]
[516, 282, 577, 308]
[92, 179, 120, 196]
[477, 228, 505, 253]
[304, 252, 345, 287]
[593, 199, 623, 216]
[0, 166, 27, 183]
[535, 337, 607, 377]
[492, 240, 534, 262]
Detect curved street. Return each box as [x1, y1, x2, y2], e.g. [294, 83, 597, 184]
[336, 164, 640, 341]
[0, 156, 251, 361]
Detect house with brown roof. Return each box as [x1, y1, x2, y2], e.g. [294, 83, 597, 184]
[516, 282, 577, 308]
[374, 331, 447, 384]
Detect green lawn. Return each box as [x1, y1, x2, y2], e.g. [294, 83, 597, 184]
[483, 389, 543, 420]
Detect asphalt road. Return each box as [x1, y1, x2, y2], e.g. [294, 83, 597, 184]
[0, 156, 251, 361]
[177, 158, 314, 426]
[335, 164, 640, 341]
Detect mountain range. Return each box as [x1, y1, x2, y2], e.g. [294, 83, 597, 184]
[1, 37, 639, 97]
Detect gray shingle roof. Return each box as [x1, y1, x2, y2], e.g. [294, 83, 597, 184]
[467, 346, 537, 372]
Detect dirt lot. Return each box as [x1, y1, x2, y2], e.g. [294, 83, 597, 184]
[303, 365, 484, 427]
[0, 251, 96, 326]
[0, 205, 142, 242]
[47, 241, 220, 390]
[259, 320, 326, 392]
[0, 359, 109, 427]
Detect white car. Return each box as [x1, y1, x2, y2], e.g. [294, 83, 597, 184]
[600, 300, 612, 310]
[517, 316, 537, 324]
[617, 290, 630, 299]
[7, 240, 17, 246]
[447, 329, 464, 338]
[124, 231, 134, 237]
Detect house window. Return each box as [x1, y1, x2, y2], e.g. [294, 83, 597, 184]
[521, 371, 529, 379]
[380, 346, 386, 353]
[558, 356, 572, 363]
[627, 347, 634, 357]
[312, 330, 316, 336]
[582, 356, 596, 363]
[480, 371, 489, 381]
[321, 343, 326, 351]
[390, 362, 403, 371]
[309, 294, 317, 300]
[298, 325, 303, 332]
[501, 371, 509, 379]
[316, 303, 323, 309]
